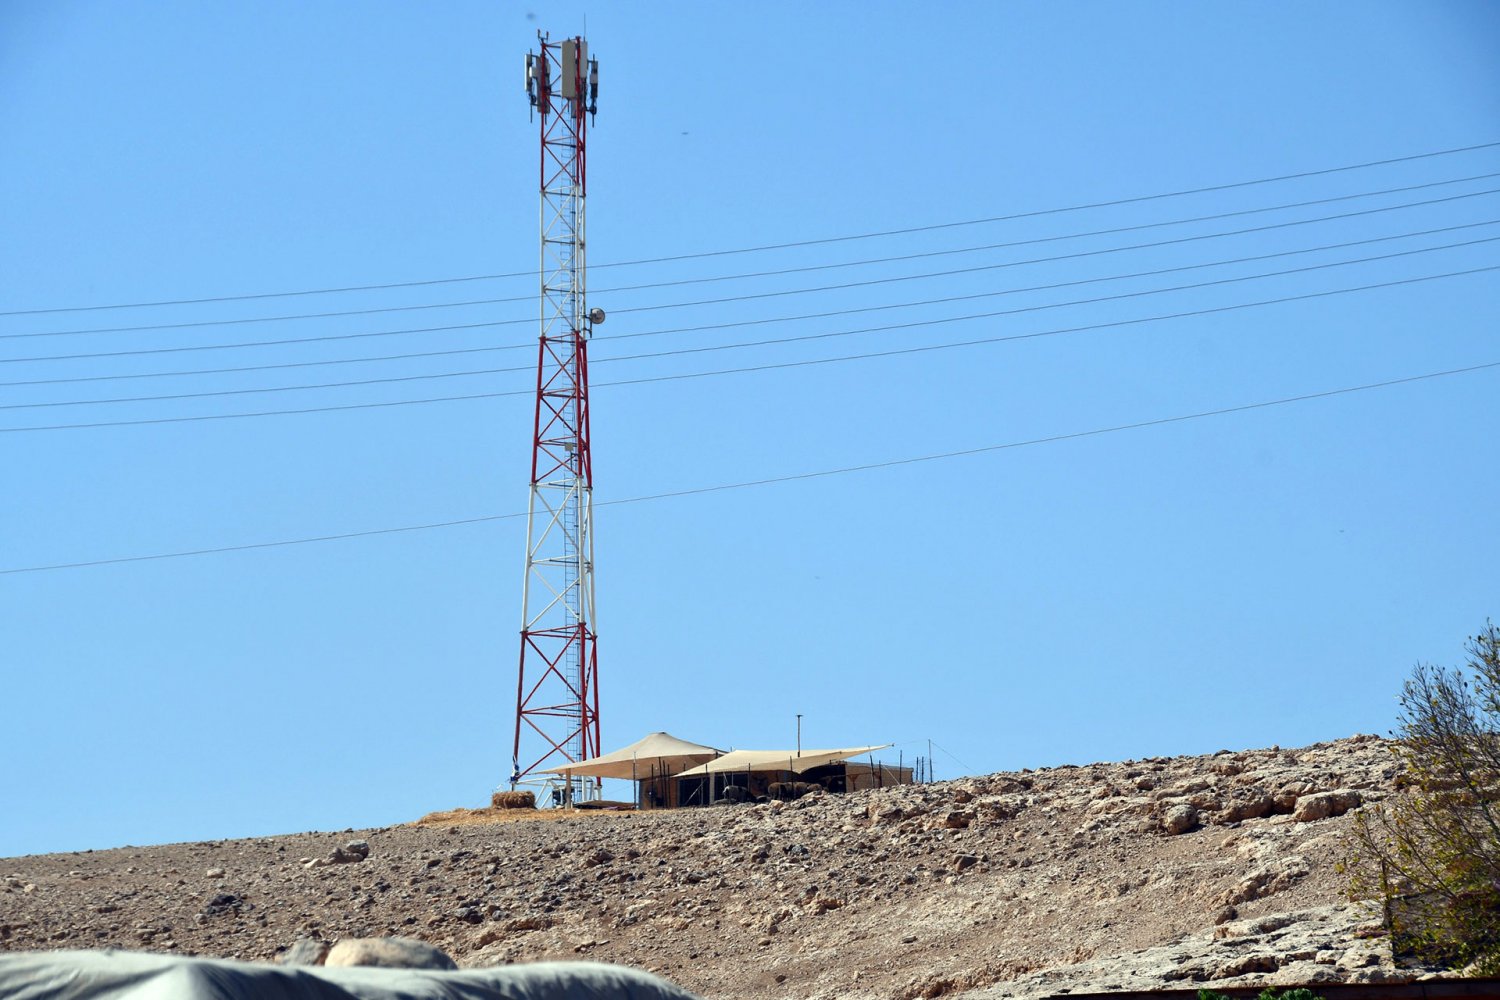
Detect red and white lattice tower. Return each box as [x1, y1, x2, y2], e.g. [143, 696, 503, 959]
[511, 33, 601, 802]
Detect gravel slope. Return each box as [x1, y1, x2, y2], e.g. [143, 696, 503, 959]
[2, 736, 1418, 999]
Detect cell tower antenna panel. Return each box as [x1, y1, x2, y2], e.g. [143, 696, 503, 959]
[512, 33, 602, 803]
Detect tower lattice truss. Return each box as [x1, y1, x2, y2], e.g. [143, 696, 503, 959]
[512, 34, 601, 798]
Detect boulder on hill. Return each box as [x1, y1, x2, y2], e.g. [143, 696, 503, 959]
[325, 936, 458, 971]
[1292, 789, 1362, 822]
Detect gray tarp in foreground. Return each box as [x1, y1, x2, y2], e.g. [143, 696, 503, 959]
[0, 950, 702, 1000]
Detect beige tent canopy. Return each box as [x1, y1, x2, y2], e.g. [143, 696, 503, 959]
[673, 745, 891, 777]
[538, 731, 722, 780]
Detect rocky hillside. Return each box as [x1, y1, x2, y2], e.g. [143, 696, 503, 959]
[1, 736, 1422, 999]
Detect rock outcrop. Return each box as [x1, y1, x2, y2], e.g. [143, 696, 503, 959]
[325, 935, 458, 970]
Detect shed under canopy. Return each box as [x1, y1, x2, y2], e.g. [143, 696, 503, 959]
[538, 731, 721, 780]
[673, 745, 891, 777]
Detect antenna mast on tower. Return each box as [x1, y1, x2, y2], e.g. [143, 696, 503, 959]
[512, 32, 602, 802]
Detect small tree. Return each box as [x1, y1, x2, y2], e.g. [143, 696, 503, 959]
[1346, 621, 1500, 973]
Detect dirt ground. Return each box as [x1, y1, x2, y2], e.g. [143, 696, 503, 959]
[1, 736, 1419, 999]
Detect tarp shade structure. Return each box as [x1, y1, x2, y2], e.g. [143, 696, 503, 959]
[537, 731, 722, 780]
[0, 950, 702, 1000]
[673, 745, 892, 777]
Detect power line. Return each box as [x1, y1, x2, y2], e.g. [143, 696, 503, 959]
[5, 357, 1495, 575]
[597, 219, 1500, 346]
[0, 342, 519, 387]
[598, 239, 1500, 367]
[596, 188, 1500, 319]
[8, 194, 1500, 366]
[593, 266, 1500, 390]
[928, 742, 977, 775]
[552, 171, 1500, 298]
[3, 139, 1496, 318]
[3, 264, 1494, 433]
[10, 217, 1492, 388]
[2, 319, 506, 366]
[0, 513, 526, 575]
[589, 142, 1500, 266]
[7, 238, 1497, 412]
[8, 293, 531, 341]
[8, 183, 1498, 342]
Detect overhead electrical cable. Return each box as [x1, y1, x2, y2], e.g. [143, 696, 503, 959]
[7, 192, 1499, 362]
[928, 743, 977, 774]
[594, 266, 1500, 390]
[3, 138, 1496, 318]
[2, 319, 508, 365]
[596, 188, 1500, 319]
[6, 237, 1497, 411]
[3, 263, 1494, 433]
[541, 172, 1500, 297]
[8, 293, 534, 341]
[4, 357, 1496, 575]
[0, 514, 526, 574]
[601, 237, 1500, 362]
[597, 219, 1500, 345]
[5, 183, 1497, 341]
[574, 142, 1500, 267]
[0, 343, 520, 388]
[7, 217, 1493, 389]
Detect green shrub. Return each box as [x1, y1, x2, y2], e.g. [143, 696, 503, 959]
[1197, 989, 1325, 1000]
[1344, 622, 1500, 975]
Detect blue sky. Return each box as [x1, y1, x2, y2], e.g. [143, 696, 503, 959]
[2, 2, 1497, 858]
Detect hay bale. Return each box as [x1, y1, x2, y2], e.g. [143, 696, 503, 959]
[491, 790, 536, 810]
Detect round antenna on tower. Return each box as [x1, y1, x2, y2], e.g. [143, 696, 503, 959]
[588, 308, 606, 325]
